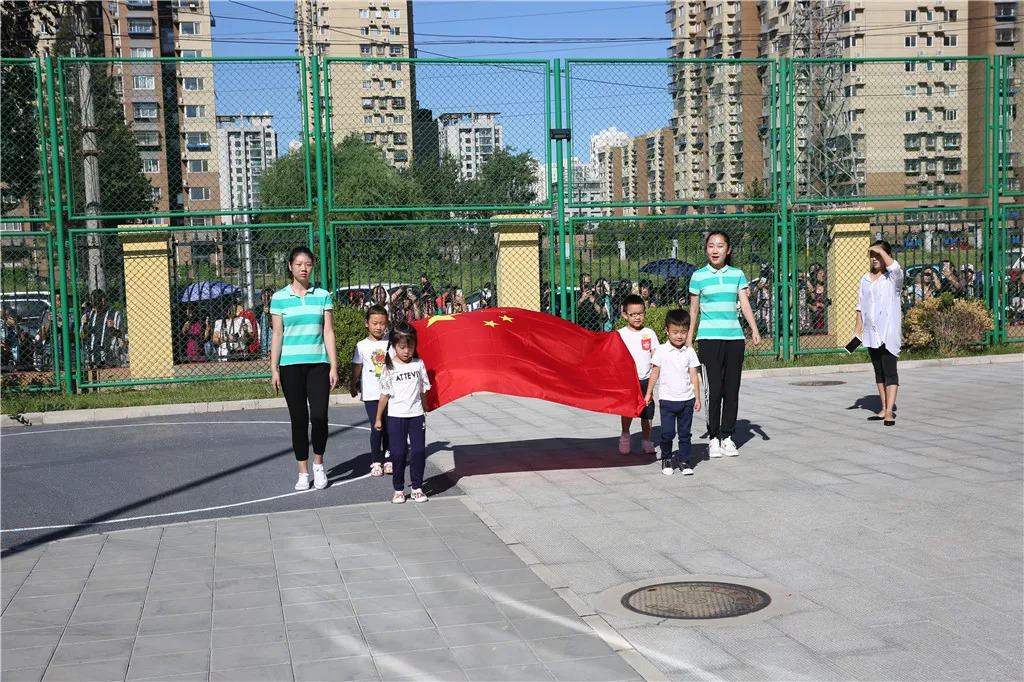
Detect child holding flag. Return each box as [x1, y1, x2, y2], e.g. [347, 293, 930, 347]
[351, 304, 391, 476]
[616, 294, 659, 455]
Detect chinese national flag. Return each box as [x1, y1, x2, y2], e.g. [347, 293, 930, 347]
[411, 307, 647, 417]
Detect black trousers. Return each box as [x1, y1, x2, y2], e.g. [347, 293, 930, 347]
[280, 363, 330, 461]
[867, 344, 899, 386]
[698, 339, 745, 440]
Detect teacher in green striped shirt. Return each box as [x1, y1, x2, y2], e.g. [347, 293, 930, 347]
[270, 246, 339, 492]
[686, 231, 760, 459]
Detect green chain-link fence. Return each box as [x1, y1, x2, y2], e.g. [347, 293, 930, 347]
[1000, 205, 1024, 342]
[1, 58, 50, 224]
[0, 232, 59, 392]
[999, 56, 1023, 197]
[68, 223, 313, 389]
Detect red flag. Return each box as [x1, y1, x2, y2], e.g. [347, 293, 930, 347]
[411, 307, 647, 417]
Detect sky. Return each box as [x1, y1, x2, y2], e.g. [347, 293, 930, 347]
[208, 1, 674, 162]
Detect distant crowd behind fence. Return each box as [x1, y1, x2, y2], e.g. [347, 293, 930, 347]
[1, 55, 1021, 393]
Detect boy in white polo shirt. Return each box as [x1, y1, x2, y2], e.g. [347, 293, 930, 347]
[616, 294, 658, 455]
[645, 308, 702, 475]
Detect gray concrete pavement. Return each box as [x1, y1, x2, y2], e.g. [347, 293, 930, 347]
[2, 361, 1022, 680]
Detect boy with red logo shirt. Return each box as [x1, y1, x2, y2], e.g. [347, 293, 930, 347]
[616, 294, 659, 455]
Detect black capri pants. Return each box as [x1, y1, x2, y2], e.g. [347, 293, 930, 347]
[867, 344, 899, 386]
[280, 363, 330, 461]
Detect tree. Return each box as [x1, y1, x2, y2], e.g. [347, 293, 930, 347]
[473, 147, 539, 208]
[411, 154, 467, 208]
[746, 177, 771, 213]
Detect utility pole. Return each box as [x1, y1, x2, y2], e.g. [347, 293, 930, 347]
[73, 0, 105, 292]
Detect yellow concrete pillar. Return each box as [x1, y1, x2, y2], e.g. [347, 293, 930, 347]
[121, 229, 174, 380]
[492, 216, 540, 310]
[826, 217, 872, 346]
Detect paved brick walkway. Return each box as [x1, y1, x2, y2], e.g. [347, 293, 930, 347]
[2, 361, 1022, 681]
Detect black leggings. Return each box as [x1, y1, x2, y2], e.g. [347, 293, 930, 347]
[280, 363, 330, 461]
[698, 338, 745, 440]
[868, 345, 899, 386]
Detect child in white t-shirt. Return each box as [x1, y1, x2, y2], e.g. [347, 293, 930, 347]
[616, 294, 659, 455]
[375, 322, 432, 504]
[351, 304, 391, 477]
[645, 309, 702, 476]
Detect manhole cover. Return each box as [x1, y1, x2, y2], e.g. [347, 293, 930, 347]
[789, 380, 846, 386]
[621, 581, 772, 620]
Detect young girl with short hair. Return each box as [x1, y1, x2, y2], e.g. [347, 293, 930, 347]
[687, 231, 760, 458]
[374, 323, 432, 503]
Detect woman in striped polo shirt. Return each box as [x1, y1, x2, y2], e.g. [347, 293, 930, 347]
[686, 231, 760, 459]
[270, 246, 339, 491]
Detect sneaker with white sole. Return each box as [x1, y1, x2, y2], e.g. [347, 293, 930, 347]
[411, 488, 428, 503]
[720, 437, 738, 457]
[708, 438, 723, 458]
[312, 464, 328, 490]
[391, 491, 405, 504]
[294, 472, 310, 490]
[641, 440, 656, 455]
[618, 433, 631, 455]
[680, 465, 694, 476]
[661, 457, 674, 475]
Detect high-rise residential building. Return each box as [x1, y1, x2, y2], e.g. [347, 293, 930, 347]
[592, 127, 675, 217]
[295, 0, 415, 169]
[531, 158, 603, 220]
[436, 112, 503, 181]
[104, 0, 221, 223]
[216, 113, 278, 221]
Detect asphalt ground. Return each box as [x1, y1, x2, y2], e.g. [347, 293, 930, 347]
[0, 406, 461, 553]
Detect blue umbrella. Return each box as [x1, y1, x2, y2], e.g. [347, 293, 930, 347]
[639, 259, 699, 279]
[179, 281, 239, 302]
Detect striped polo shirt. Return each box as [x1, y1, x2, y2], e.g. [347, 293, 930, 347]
[689, 264, 748, 341]
[270, 284, 334, 366]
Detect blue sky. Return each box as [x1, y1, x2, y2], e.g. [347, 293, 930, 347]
[209, 1, 674, 162]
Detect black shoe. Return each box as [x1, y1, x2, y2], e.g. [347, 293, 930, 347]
[884, 419, 895, 426]
[867, 415, 884, 421]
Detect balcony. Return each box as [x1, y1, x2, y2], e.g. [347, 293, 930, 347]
[127, 20, 155, 35]
[125, 0, 152, 7]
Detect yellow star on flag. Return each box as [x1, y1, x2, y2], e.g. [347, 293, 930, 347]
[426, 315, 457, 327]
[500, 315, 513, 323]
[483, 320, 498, 328]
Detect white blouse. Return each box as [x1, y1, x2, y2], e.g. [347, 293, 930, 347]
[856, 261, 904, 356]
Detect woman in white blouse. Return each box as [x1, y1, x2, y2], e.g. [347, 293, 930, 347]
[854, 240, 904, 426]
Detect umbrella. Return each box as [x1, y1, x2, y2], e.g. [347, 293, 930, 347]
[639, 258, 699, 279]
[179, 282, 239, 302]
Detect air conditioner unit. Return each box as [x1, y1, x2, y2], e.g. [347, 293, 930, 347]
[936, 49, 944, 56]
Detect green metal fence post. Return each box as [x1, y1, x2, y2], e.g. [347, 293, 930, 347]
[46, 56, 73, 394]
[779, 58, 793, 360]
[989, 55, 1001, 345]
[311, 57, 330, 290]
[553, 59, 569, 320]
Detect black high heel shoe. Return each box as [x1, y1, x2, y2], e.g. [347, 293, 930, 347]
[867, 415, 884, 421]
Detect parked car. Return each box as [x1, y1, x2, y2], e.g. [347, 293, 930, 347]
[0, 291, 51, 339]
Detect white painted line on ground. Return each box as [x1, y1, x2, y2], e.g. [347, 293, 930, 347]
[0, 420, 372, 437]
[1, 470, 373, 533]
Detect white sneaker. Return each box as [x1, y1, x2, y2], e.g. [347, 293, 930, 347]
[312, 464, 328, 490]
[618, 433, 631, 455]
[641, 440, 656, 455]
[721, 437, 739, 457]
[661, 458, 674, 475]
[294, 473, 310, 490]
[681, 466, 694, 476]
[708, 438, 723, 458]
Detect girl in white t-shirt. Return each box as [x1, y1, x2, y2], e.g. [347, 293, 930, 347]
[350, 304, 391, 477]
[375, 323, 432, 504]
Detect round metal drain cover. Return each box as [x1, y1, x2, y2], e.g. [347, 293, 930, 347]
[789, 380, 845, 386]
[621, 581, 772, 620]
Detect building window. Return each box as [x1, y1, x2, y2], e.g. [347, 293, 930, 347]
[394, 132, 407, 145]
[187, 159, 208, 173]
[181, 77, 204, 91]
[150, 187, 162, 202]
[130, 47, 154, 57]
[360, 45, 372, 55]
[945, 84, 958, 97]
[364, 133, 375, 143]
[394, 115, 405, 124]
[394, 80, 403, 89]
[944, 159, 961, 173]
[179, 21, 200, 35]
[364, 115, 373, 125]
[359, 27, 369, 36]
[361, 97, 373, 108]
[923, 35, 933, 47]
[841, 35, 858, 49]
[904, 62, 916, 72]
[905, 159, 920, 174]
[180, 49, 203, 58]
[184, 104, 205, 118]
[141, 159, 160, 173]
[390, 63, 401, 71]
[943, 35, 958, 47]
[188, 187, 211, 201]
[905, 85, 917, 97]
[359, 8, 369, 17]
[942, 61, 958, 72]
[393, 150, 408, 162]
[391, 97, 405, 109]
[904, 35, 916, 48]
[389, 27, 400, 36]
[185, 132, 210, 149]
[135, 131, 159, 147]
[133, 75, 155, 90]
[944, 133, 961, 149]
[905, 110, 917, 122]
[944, 109, 958, 121]
[924, 109, 933, 121]
[188, 216, 213, 226]
[133, 102, 158, 120]
[905, 9, 917, 22]
[905, 134, 921, 150]
[127, 19, 154, 35]
[362, 80, 372, 89]
[390, 45, 403, 56]
[390, 9, 401, 18]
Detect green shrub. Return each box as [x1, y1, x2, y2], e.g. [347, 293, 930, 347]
[904, 294, 993, 355]
[333, 304, 368, 388]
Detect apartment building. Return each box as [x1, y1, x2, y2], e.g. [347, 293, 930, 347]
[531, 158, 604, 220]
[295, 0, 415, 168]
[592, 126, 675, 217]
[216, 113, 278, 221]
[101, 0, 222, 223]
[436, 112, 503, 181]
